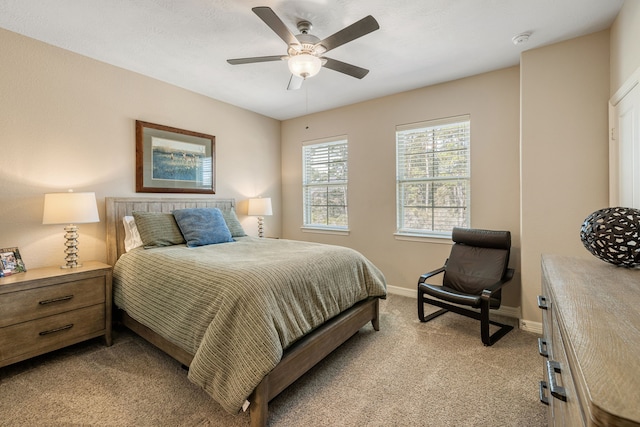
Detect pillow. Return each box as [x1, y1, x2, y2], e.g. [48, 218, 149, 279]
[173, 208, 234, 247]
[221, 209, 247, 237]
[132, 211, 186, 248]
[122, 216, 143, 252]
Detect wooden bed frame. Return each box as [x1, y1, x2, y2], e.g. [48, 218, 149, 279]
[105, 197, 380, 427]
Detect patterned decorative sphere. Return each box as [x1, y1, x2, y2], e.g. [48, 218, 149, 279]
[580, 207, 640, 267]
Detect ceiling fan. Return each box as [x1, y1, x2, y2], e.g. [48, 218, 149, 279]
[227, 6, 379, 90]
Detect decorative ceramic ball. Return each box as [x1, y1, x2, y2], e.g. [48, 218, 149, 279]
[580, 207, 640, 267]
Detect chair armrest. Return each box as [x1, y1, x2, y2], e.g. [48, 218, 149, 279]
[481, 268, 515, 298]
[418, 266, 446, 284]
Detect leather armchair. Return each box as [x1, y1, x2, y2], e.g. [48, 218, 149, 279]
[417, 227, 515, 346]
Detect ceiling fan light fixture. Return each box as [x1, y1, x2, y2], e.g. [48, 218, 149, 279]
[288, 53, 321, 79]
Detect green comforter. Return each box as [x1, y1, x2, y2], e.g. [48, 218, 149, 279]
[113, 237, 387, 414]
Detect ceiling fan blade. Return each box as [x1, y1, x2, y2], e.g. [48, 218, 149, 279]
[315, 15, 379, 53]
[227, 55, 285, 65]
[322, 57, 369, 79]
[252, 6, 300, 48]
[287, 74, 304, 90]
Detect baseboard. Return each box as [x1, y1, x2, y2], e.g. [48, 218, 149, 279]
[386, 284, 417, 299]
[518, 319, 542, 335]
[386, 284, 524, 324]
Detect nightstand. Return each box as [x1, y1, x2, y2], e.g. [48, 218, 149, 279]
[0, 261, 112, 368]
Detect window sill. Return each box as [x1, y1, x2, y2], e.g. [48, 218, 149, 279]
[301, 227, 350, 236]
[394, 233, 453, 245]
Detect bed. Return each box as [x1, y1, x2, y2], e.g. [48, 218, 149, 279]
[105, 197, 387, 427]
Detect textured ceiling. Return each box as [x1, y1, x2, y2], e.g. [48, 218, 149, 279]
[0, 0, 624, 120]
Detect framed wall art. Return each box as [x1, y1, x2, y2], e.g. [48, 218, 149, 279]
[136, 120, 216, 194]
[0, 247, 26, 277]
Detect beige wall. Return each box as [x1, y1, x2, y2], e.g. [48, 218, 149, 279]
[0, 15, 623, 326]
[610, 0, 640, 95]
[520, 30, 610, 324]
[0, 29, 281, 269]
[281, 67, 522, 308]
[282, 31, 612, 325]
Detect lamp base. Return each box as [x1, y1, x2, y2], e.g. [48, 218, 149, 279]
[61, 263, 83, 269]
[62, 224, 82, 268]
[257, 216, 265, 238]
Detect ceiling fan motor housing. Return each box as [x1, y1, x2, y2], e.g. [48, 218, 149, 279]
[288, 31, 324, 56]
[297, 20, 312, 34]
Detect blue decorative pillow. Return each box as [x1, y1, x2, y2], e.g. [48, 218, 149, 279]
[173, 208, 234, 247]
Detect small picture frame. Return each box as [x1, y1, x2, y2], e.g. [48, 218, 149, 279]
[0, 247, 27, 277]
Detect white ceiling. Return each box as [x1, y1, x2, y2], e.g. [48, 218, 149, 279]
[0, 0, 624, 120]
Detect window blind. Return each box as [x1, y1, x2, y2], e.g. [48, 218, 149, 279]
[396, 115, 470, 236]
[303, 138, 348, 228]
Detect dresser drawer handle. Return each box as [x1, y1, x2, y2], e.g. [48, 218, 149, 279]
[39, 295, 74, 305]
[539, 381, 549, 405]
[39, 324, 74, 336]
[537, 295, 548, 309]
[538, 338, 548, 358]
[546, 360, 567, 401]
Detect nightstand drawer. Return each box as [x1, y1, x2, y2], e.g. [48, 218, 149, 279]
[0, 276, 105, 328]
[0, 304, 105, 363]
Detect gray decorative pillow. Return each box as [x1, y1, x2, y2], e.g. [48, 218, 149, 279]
[132, 212, 186, 248]
[221, 209, 247, 237]
[173, 208, 234, 247]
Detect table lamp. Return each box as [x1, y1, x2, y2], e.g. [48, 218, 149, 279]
[43, 191, 99, 268]
[248, 197, 272, 238]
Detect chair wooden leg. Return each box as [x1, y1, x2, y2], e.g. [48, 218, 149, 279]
[481, 301, 514, 346]
[421, 308, 449, 323]
[420, 290, 513, 345]
[417, 290, 425, 320]
[481, 302, 491, 345]
[418, 291, 449, 322]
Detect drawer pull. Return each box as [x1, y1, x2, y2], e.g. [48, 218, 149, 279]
[539, 381, 549, 405]
[537, 295, 548, 309]
[39, 323, 74, 336]
[538, 338, 549, 358]
[546, 360, 567, 401]
[39, 295, 74, 305]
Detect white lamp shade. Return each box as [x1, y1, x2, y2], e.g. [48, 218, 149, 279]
[288, 54, 322, 79]
[43, 192, 100, 224]
[248, 197, 273, 216]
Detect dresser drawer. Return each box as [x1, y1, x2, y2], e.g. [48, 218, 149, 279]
[0, 304, 105, 363]
[549, 316, 584, 426]
[0, 276, 105, 327]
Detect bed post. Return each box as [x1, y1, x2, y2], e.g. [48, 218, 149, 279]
[372, 297, 380, 331]
[250, 379, 269, 427]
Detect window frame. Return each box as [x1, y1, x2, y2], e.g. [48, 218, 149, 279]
[301, 136, 349, 232]
[395, 115, 471, 239]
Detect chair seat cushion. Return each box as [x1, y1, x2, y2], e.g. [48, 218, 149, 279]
[419, 283, 500, 309]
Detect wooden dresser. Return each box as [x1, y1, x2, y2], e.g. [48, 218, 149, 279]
[539, 254, 640, 426]
[0, 261, 112, 367]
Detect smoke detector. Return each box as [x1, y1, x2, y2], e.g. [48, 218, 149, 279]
[512, 32, 531, 46]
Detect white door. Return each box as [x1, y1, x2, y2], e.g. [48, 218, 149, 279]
[610, 82, 640, 208]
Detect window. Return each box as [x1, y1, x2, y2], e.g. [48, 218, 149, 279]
[396, 115, 470, 237]
[303, 137, 348, 229]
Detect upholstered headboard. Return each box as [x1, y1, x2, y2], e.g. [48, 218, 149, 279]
[105, 197, 236, 266]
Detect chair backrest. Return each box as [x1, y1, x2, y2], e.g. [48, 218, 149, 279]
[443, 228, 511, 296]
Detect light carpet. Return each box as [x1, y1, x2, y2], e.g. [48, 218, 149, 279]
[0, 295, 546, 426]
